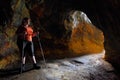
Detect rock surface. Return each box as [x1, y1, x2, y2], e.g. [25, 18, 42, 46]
[0, 0, 103, 69]
[1, 0, 120, 72]
[24, 0, 120, 70]
[0, 51, 119, 80]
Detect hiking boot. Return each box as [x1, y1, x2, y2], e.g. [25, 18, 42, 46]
[33, 64, 40, 69]
[22, 64, 25, 71]
[20, 64, 25, 73]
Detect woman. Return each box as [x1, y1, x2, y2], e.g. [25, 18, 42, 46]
[16, 17, 40, 71]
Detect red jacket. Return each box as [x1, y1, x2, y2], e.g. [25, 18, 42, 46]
[25, 26, 37, 41]
[16, 25, 37, 41]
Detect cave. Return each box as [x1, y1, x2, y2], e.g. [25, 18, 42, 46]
[28, 0, 120, 71]
[0, 0, 120, 79]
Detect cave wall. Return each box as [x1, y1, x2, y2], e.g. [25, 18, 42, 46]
[0, 0, 120, 70]
[25, 0, 103, 56]
[76, 0, 120, 69]
[25, 0, 120, 69]
[75, 0, 120, 69]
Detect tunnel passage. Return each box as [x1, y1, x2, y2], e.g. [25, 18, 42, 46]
[27, 0, 120, 70]
[0, 0, 120, 70]
[67, 0, 120, 70]
[42, 0, 120, 70]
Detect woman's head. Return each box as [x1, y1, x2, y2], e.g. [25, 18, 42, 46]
[22, 17, 31, 26]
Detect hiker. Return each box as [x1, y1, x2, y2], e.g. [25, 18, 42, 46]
[16, 17, 40, 71]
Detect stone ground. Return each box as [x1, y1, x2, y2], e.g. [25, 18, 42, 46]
[0, 50, 120, 80]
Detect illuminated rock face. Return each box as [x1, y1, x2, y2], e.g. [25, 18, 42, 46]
[2, 0, 120, 69]
[32, 10, 104, 59]
[32, 0, 120, 70]
[64, 11, 103, 55]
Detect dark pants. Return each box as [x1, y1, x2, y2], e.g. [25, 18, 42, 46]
[17, 39, 35, 63]
[22, 41, 35, 58]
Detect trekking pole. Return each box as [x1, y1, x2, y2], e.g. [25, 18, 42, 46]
[20, 48, 23, 74]
[37, 34, 47, 67]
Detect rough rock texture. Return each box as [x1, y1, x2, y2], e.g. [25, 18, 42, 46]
[0, 52, 119, 80]
[0, 0, 104, 69]
[2, 0, 120, 71]
[30, 0, 120, 70]
[76, 0, 120, 70]
[0, 0, 31, 69]
[24, 0, 120, 70]
[65, 11, 103, 54]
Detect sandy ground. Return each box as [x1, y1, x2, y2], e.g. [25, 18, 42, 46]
[0, 50, 119, 80]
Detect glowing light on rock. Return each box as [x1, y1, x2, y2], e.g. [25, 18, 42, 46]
[102, 50, 105, 59]
[72, 11, 92, 29]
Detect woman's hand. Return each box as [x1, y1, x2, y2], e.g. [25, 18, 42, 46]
[32, 31, 39, 37]
[37, 31, 39, 35]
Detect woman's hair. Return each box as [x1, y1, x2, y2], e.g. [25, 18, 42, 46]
[21, 17, 30, 25]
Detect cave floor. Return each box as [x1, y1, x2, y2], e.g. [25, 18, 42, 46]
[0, 51, 120, 80]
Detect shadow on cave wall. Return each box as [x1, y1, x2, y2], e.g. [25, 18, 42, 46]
[0, 0, 13, 28]
[20, 0, 120, 71]
[0, 0, 120, 70]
